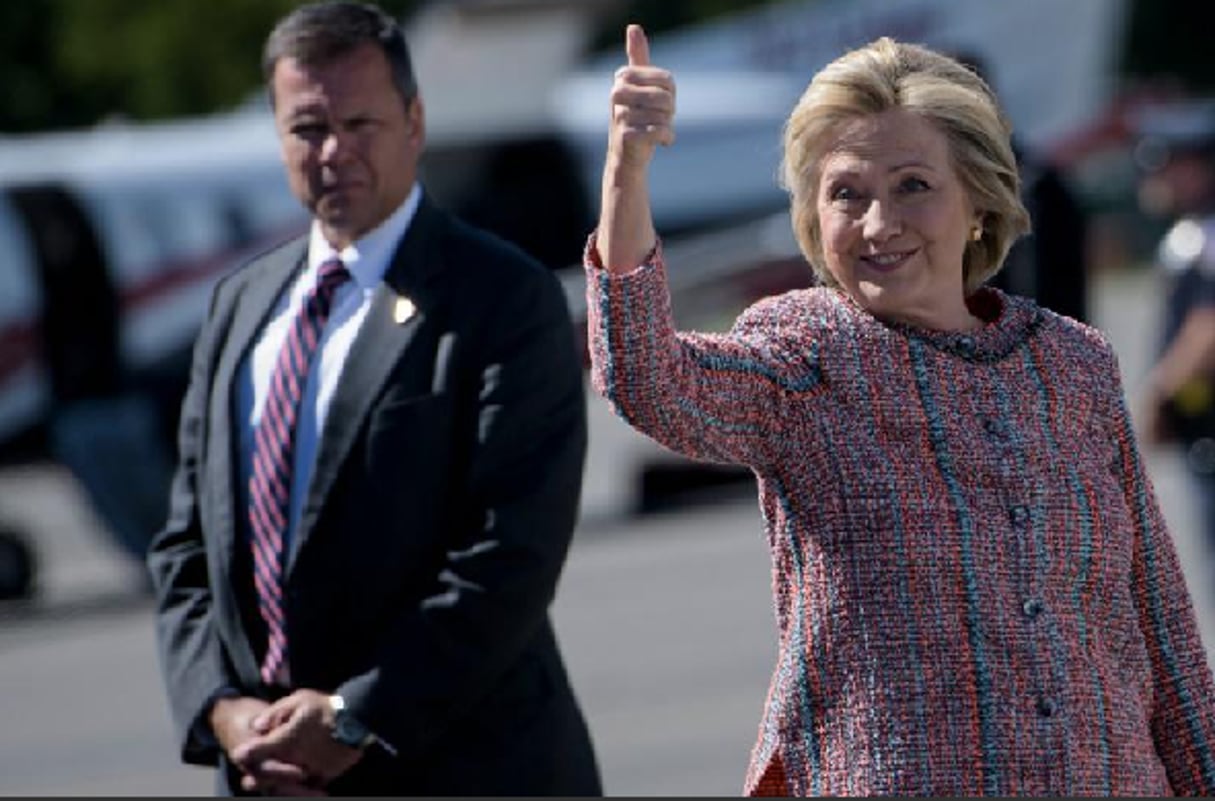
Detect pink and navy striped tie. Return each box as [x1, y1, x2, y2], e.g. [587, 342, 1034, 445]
[249, 258, 350, 685]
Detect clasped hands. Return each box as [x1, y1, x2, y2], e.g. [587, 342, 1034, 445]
[210, 689, 364, 796]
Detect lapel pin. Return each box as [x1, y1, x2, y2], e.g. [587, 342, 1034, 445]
[393, 295, 416, 325]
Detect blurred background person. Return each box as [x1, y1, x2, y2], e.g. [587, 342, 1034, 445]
[1137, 100, 1215, 577]
[589, 25, 1215, 796]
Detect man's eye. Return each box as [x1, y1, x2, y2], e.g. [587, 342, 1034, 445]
[291, 123, 327, 138]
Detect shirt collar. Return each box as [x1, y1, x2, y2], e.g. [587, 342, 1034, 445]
[307, 182, 422, 291]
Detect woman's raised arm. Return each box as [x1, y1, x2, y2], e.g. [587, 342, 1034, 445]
[597, 24, 675, 273]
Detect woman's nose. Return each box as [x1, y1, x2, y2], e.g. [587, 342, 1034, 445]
[862, 199, 902, 241]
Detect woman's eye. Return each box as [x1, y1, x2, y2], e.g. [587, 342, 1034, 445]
[899, 176, 931, 193]
[830, 185, 860, 202]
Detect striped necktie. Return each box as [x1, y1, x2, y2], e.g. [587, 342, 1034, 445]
[249, 258, 350, 685]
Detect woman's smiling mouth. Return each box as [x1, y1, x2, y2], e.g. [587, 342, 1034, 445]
[861, 249, 916, 273]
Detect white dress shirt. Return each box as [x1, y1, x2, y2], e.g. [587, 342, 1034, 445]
[237, 184, 421, 551]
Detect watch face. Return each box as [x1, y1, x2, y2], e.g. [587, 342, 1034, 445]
[333, 711, 369, 748]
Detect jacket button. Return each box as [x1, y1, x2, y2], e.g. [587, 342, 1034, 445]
[983, 418, 1007, 440]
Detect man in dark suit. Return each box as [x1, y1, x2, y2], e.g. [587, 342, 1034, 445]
[147, 2, 599, 795]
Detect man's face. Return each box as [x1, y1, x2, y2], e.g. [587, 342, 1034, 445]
[1139, 149, 1215, 218]
[271, 42, 424, 248]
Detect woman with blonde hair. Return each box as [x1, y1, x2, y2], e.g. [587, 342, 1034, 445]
[587, 26, 1215, 796]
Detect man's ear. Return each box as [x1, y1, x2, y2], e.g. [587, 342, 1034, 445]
[407, 95, 426, 150]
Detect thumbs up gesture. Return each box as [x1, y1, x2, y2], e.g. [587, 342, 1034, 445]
[609, 24, 676, 172]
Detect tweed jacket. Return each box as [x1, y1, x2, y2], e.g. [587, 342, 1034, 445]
[586, 245, 1215, 797]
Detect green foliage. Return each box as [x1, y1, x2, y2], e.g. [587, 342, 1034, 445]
[53, 0, 302, 122]
[0, 0, 420, 133]
[1121, 0, 1215, 92]
[0, 3, 74, 132]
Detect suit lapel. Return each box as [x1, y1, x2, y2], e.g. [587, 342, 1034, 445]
[287, 198, 447, 575]
[209, 238, 307, 583]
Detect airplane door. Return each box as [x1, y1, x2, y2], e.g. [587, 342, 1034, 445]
[6, 184, 122, 406]
[0, 191, 47, 458]
[6, 183, 170, 570]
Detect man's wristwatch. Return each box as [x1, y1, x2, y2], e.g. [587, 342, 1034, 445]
[328, 694, 376, 750]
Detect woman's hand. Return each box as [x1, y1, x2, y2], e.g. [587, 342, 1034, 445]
[598, 24, 675, 273]
[607, 24, 676, 174]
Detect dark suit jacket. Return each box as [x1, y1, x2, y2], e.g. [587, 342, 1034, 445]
[147, 194, 599, 795]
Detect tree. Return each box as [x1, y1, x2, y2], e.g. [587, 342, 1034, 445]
[52, 0, 304, 123]
[0, 0, 420, 133]
[0, 3, 81, 132]
[1121, 0, 1215, 93]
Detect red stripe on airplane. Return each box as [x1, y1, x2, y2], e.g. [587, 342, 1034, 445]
[0, 221, 307, 392]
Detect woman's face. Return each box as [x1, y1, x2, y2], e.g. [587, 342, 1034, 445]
[815, 108, 980, 331]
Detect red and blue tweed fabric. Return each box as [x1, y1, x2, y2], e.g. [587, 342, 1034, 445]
[585, 242, 1215, 797]
[249, 258, 349, 686]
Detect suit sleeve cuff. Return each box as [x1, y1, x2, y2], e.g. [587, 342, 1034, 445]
[191, 685, 241, 752]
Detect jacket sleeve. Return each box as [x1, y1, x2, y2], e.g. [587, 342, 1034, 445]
[335, 259, 587, 754]
[584, 236, 822, 471]
[146, 281, 239, 767]
[1108, 351, 1215, 794]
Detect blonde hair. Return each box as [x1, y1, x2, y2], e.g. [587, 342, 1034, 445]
[780, 37, 1030, 293]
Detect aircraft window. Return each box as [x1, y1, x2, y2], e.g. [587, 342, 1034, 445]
[151, 192, 231, 260]
[230, 172, 306, 236]
[221, 200, 255, 249]
[0, 194, 44, 319]
[78, 184, 231, 278]
[78, 172, 307, 291]
[78, 186, 163, 283]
